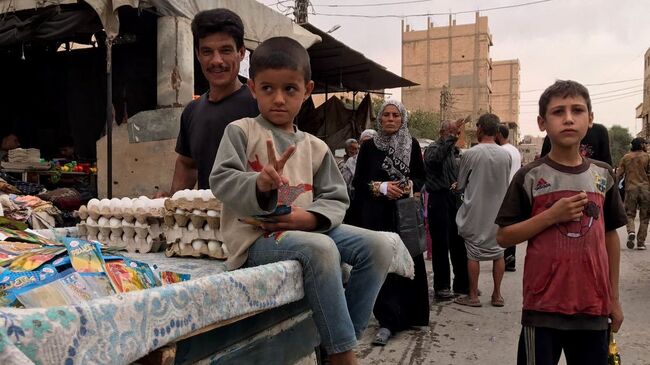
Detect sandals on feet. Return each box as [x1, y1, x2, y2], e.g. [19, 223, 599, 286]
[491, 296, 505, 307]
[454, 296, 482, 307]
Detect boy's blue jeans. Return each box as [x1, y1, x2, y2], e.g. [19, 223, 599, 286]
[246, 224, 392, 355]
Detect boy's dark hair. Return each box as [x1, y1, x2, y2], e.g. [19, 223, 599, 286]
[538, 80, 592, 117]
[477, 113, 500, 137]
[191, 9, 245, 50]
[249, 37, 311, 82]
[498, 124, 509, 139]
[631, 137, 646, 152]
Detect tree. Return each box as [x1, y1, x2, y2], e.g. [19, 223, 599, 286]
[609, 125, 632, 167]
[407, 110, 441, 140]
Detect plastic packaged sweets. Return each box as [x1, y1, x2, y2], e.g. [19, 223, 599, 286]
[0, 265, 57, 307]
[104, 260, 145, 293]
[0, 227, 60, 246]
[159, 271, 191, 285]
[5, 247, 66, 272]
[0, 241, 43, 262]
[608, 329, 621, 365]
[123, 259, 161, 288]
[62, 237, 105, 273]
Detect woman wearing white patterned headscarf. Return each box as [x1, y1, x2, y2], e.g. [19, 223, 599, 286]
[347, 99, 430, 346]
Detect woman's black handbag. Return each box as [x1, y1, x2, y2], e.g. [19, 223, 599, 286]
[395, 196, 426, 257]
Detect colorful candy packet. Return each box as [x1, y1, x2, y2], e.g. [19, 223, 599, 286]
[0, 241, 43, 263]
[124, 259, 161, 288]
[62, 237, 105, 273]
[159, 271, 191, 285]
[0, 265, 58, 307]
[104, 260, 145, 293]
[0, 227, 60, 246]
[5, 247, 67, 271]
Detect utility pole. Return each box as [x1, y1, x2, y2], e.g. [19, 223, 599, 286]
[440, 85, 451, 120]
[294, 0, 309, 24]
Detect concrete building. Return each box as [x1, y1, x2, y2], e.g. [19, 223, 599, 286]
[492, 59, 520, 144]
[637, 47, 650, 138]
[402, 13, 493, 145]
[518, 135, 545, 165]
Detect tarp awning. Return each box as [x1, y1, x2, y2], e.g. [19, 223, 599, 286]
[301, 23, 417, 93]
[0, 0, 320, 49]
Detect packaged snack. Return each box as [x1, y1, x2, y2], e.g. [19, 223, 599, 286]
[0, 241, 43, 263]
[124, 259, 161, 289]
[62, 237, 105, 273]
[5, 247, 66, 271]
[0, 265, 58, 307]
[81, 273, 115, 297]
[159, 271, 191, 285]
[104, 260, 145, 293]
[0, 227, 60, 246]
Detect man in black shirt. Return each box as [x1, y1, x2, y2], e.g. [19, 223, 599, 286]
[540, 123, 612, 165]
[423, 120, 470, 300]
[164, 9, 259, 193]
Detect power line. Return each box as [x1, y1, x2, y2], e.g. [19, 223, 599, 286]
[520, 78, 643, 93]
[313, 0, 433, 7]
[311, 0, 551, 18]
[520, 89, 643, 105]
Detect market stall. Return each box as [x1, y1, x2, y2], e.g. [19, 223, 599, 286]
[0, 191, 414, 364]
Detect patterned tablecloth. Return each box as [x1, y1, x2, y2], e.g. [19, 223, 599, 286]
[0, 256, 304, 365]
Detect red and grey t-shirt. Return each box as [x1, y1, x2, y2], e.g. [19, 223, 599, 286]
[496, 156, 626, 330]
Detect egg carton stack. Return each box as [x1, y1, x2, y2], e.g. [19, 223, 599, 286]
[76, 197, 167, 253]
[163, 189, 228, 259]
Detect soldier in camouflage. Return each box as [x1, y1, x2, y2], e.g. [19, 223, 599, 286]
[617, 137, 650, 250]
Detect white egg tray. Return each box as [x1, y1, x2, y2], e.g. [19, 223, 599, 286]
[162, 189, 227, 260]
[76, 216, 166, 253]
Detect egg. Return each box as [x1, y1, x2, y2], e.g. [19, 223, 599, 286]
[100, 198, 111, 208]
[203, 223, 211, 231]
[207, 210, 218, 217]
[192, 239, 205, 251]
[97, 232, 106, 242]
[207, 240, 220, 252]
[86, 217, 97, 226]
[187, 222, 195, 231]
[87, 199, 100, 210]
[201, 190, 214, 201]
[109, 217, 121, 228]
[192, 209, 202, 216]
[175, 208, 185, 215]
[98, 217, 109, 226]
[121, 219, 133, 227]
[134, 220, 146, 228]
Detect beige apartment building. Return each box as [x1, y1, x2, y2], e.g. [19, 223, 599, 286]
[637, 47, 650, 138]
[401, 13, 519, 145]
[492, 60, 520, 144]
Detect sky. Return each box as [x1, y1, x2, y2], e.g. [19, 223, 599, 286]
[262, 0, 650, 138]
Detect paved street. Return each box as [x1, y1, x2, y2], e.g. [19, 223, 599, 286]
[356, 225, 650, 365]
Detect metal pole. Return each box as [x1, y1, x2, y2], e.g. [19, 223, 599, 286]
[106, 37, 113, 199]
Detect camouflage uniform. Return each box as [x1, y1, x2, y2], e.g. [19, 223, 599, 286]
[618, 151, 650, 244]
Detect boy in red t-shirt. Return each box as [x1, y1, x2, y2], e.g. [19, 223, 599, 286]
[495, 80, 626, 365]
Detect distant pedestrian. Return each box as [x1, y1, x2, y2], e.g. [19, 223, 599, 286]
[423, 119, 469, 300]
[341, 132, 376, 192]
[454, 113, 511, 308]
[617, 137, 650, 250]
[496, 80, 626, 365]
[496, 124, 522, 272]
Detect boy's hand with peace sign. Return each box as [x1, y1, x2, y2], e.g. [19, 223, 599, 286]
[256, 139, 295, 193]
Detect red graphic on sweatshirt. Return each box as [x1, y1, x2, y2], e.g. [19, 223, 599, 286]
[278, 184, 313, 205]
[248, 155, 263, 172]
